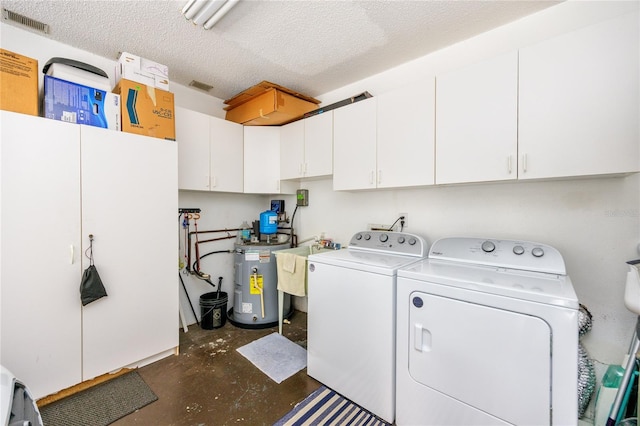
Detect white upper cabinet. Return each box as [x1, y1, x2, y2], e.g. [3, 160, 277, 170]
[377, 81, 435, 188]
[210, 117, 244, 192]
[303, 112, 333, 178]
[333, 97, 377, 190]
[176, 107, 243, 192]
[280, 119, 305, 180]
[244, 126, 296, 194]
[280, 113, 333, 180]
[518, 11, 639, 179]
[176, 107, 210, 191]
[435, 51, 519, 184]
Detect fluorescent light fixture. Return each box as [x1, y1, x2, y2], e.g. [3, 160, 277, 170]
[182, 0, 240, 29]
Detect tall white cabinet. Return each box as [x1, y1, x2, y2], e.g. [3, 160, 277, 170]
[80, 125, 178, 380]
[1, 112, 83, 398]
[0, 111, 178, 399]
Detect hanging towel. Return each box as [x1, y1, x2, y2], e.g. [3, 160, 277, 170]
[276, 253, 307, 297]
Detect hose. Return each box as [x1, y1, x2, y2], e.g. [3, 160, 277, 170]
[178, 272, 199, 326]
[192, 249, 233, 287]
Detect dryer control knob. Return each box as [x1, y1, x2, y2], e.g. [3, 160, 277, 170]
[481, 241, 495, 252]
[398, 236, 406, 244]
[532, 247, 545, 258]
[355, 234, 362, 240]
[513, 245, 525, 255]
[379, 233, 389, 242]
[408, 238, 417, 245]
[364, 234, 371, 240]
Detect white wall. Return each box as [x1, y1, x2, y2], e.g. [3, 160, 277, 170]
[177, 191, 270, 326]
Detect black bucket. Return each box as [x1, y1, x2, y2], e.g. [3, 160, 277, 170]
[200, 291, 228, 330]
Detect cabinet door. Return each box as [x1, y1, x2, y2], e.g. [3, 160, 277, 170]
[244, 126, 285, 193]
[210, 117, 243, 192]
[280, 120, 305, 180]
[176, 107, 210, 191]
[519, 11, 639, 179]
[304, 112, 333, 178]
[0, 112, 82, 399]
[333, 97, 377, 190]
[80, 126, 178, 380]
[377, 82, 435, 188]
[436, 51, 518, 184]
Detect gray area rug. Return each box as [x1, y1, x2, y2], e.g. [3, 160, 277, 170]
[40, 371, 157, 426]
[236, 332, 307, 384]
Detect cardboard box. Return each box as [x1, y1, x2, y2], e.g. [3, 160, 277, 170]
[0, 49, 39, 116]
[113, 79, 175, 141]
[116, 52, 169, 91]
[43, 75, 121, 130]
[115, 62, 156, 88]
[225, 88, 318, 125]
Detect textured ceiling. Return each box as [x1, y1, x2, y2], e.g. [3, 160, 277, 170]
[1, 0, 559, 100]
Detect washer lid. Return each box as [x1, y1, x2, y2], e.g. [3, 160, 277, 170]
[309, 248, 423, 272]
[399, 259, 579, 309]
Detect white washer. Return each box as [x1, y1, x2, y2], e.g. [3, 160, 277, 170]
[396, 237, 579, 426]
[307, 230, 428, 423]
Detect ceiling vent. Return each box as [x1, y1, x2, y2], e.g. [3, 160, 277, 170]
[2, 8, 49, 34]
[189, 80, 214, 92]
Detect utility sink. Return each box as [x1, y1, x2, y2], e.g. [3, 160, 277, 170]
[274, 245, 335, 334]
[274, 245, 333, 258]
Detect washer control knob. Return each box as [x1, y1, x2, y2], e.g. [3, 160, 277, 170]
[481, 241, 496, 253]
[379, 233, 389, 242]
[398, 236, 406, 244]
[408, 238, 417, 245]
[513, 245, 525, 255]
[364, 234, 371, 241]
[355, 233, 362, 240]
[532, 247, 545, 258]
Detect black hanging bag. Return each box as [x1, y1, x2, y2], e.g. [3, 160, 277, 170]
[80, 234, 107, 306]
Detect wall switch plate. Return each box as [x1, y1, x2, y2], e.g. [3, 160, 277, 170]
[297, 189, 309, 206]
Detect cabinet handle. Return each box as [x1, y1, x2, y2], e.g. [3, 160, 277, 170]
[276, 180, 280, 192]
[205, 175, 210, 188]
[370, 171, 375, 184]
[377, 170, 382, 185]
[507, 156, 512, 174]
[522, 154, 528, 173]
[303, 162, 308, 174]
[70, 244, 74, 264]
[211, 176, 217, 188]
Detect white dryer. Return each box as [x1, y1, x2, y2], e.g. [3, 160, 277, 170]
[396, 237, 579, 426]
[307, 231, 428, 424]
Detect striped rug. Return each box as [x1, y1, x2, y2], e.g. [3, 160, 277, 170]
[274, 386, 392, 426]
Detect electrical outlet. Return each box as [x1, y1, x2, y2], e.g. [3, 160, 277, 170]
[399, 212, 408, 229]
[368, 223, 393, 231]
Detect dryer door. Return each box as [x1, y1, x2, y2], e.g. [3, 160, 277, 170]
[409, 291, 552, 426]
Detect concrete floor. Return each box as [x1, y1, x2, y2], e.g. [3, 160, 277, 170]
[113, 311, 321, 426]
